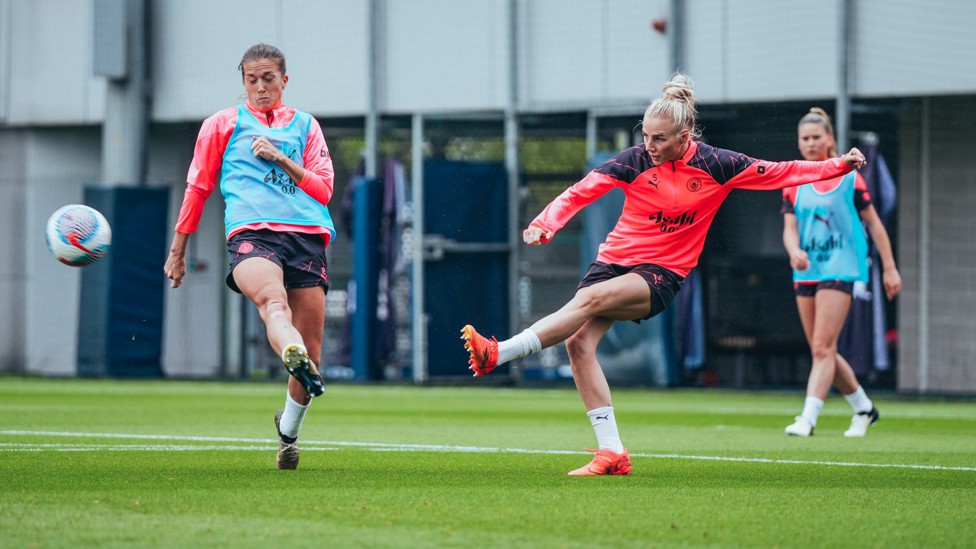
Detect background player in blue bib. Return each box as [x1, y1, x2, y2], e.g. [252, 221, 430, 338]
[781, 108, 902, 438]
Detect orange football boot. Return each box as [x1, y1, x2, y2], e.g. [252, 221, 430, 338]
[460, 325, 499, 377]
[567, 448, 632, 476]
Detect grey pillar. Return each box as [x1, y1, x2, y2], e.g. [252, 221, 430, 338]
[411, 114, 427, 383]
[95, 0, 149, 187]
[669, 0, 684, 72]
[917, 99, 931, 392]
[505, 0, 522, 383]
[836, 0, 852, 153]
[365, 0, 383, 179]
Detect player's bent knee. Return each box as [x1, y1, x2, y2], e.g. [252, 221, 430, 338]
[265, 298, 289, 319]
[565, 332, 598, 359]
[565, 339, 586, 361]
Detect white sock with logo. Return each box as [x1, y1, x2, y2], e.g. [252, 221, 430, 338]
[800, 396, 824, 427]
[497, 329, 542, 365]
[844, 386, 874, 414]
[277, 393, 309, 443]
[587, 406, 624, 453]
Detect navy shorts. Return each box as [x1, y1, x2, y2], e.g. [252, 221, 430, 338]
[578, 261, 684, 322]
[794, 280, 854, 297]
[226, 229, 330, 294]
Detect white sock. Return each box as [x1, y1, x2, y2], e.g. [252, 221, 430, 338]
[587, 406, 624, 453]
[496, 329, 542, 365]
[800, 396, 824, 427]
[844, 387, 874, 414]
[278, 393, 309, 442]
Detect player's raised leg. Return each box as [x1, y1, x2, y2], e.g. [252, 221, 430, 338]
[233, 257, 325, 397]
[462, 273, 650, 377]
[464, 274, 648, 475]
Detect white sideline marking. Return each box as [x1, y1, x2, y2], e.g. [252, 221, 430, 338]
[1, 430, 974, 472]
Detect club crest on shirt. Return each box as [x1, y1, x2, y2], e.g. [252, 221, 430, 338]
[686, 178, 702, 192]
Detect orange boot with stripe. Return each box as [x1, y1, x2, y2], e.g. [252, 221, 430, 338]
[567, 448, 632, 476]
[460, 325, 499, 377]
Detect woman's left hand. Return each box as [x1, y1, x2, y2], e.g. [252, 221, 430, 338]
[251, 136, 281, 163]
[523, 227, 553, 245]
[882, 266, 902, 300]
[841, 147, 867, 169]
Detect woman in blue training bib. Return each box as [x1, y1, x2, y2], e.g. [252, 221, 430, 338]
[164, 44, 336, 470]
[780, 108, 901, 438]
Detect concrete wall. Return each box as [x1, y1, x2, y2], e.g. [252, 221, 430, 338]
[0, 122, 224, 378]
[897, 96, 976, 394]
[686, 0, 841, 103]
[22, 128, 103, 375]
[855, 0, 976, 97]
[151, 0, 371, 120]
[518, 0, 667, 110]
[5, 1, 976, 125]
[1, 0, 105, 125]
[147, 123, 227, 378]
[385, 0, 512, 113]
[0, 130, 27, 372]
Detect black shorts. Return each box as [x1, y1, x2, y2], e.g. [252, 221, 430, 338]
[578, 261, 684, 322]
[794, 280, 854, 297]
[226, 229, 330, 294]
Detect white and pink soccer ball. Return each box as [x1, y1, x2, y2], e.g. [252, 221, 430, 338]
[45, 204, 112, 267]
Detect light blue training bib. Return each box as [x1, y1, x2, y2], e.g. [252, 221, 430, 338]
[792, 172, 868, 283]
[219, 104, 335, 240]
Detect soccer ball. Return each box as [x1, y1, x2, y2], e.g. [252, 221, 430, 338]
[45, 204, 112, 267]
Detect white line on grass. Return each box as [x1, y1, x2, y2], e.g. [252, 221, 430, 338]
[0, 442, 300, 452]
[2, 430, 974, 472]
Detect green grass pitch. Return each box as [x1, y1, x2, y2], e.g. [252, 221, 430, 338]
[1, 377, 974, 548]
